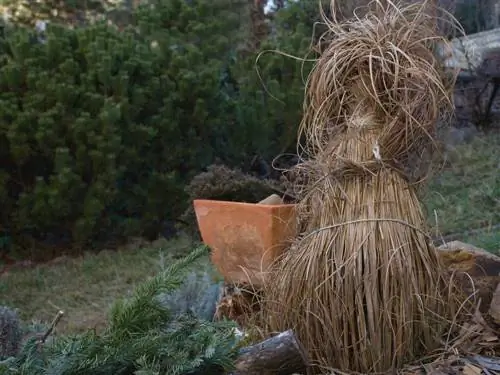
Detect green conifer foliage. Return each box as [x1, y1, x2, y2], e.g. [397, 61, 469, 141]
[0, 0, 331, 251]
[228, 0, 322, 162]
[0, 245, 239, 375]
[0, 0, 114, 27]
[0, 0, 248, 248]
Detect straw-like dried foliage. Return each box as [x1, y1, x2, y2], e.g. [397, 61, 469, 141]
[265, 131, 467, 373]
[298, 0, 461, 184]
[262, 1, 469, 373]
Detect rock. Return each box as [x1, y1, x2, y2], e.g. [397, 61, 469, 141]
[439, 241, 500, 276]
[439, 241, 500, 313]
[257, 194, 284, 205]
[0, 306, 22, 360]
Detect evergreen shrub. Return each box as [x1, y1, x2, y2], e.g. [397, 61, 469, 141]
[0, 0, 244, 250]
[0, 0, 324, 253]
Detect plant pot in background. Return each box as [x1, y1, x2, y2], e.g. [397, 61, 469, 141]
[193, 199, 297, 286]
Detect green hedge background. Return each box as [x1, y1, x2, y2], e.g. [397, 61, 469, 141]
[0, 0, 320, 254]
[0, 0, 489, 255]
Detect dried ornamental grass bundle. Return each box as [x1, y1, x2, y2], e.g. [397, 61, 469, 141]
[263, 1, 466, 373]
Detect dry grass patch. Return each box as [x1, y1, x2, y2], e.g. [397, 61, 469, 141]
[425, 132, 500, 249]
[0, 236, 200, 335]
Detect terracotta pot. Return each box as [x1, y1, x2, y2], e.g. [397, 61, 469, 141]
[193, 199, 297, 286]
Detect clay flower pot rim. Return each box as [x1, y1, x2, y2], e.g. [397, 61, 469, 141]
[193, 198, 296, 209]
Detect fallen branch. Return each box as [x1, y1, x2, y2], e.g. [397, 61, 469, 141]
[39, 310, 64, 345]
[231, 329, 308, 375]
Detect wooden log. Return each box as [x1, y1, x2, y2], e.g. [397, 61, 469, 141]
[231, 329, 308, 375]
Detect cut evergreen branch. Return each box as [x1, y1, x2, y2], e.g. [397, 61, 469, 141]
[106, 244, 210, 343]
[157, 271, 224, 322]
[0, 245, 239, 375]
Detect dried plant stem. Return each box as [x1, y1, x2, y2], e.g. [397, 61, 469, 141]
[39, 310, 64, 345]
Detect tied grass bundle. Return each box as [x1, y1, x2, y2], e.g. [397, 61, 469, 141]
[300, 0, 457, 165]
[263, 1, 465, 373]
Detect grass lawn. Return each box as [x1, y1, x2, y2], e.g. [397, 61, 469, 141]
[462, 229, 500, 251]
[0, 236, 201, 334]
[0, 133, 499, 336]
[424, 132, 500, 251]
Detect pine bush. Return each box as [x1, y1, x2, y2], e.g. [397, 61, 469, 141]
[0, 0, 328, 253]
[0, 0, 247, 250]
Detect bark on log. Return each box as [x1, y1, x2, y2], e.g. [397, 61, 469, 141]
[231, 329, 308, 375]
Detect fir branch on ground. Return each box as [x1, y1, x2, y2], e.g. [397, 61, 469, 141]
[0, 245, 239, 375]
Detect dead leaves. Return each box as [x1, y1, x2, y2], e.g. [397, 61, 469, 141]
[214, 285, 262, 327]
